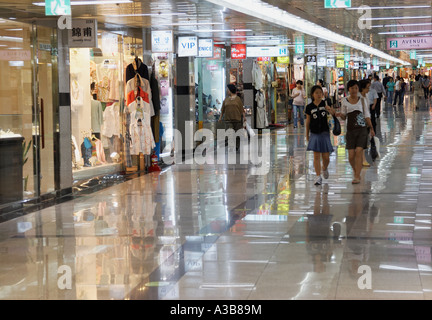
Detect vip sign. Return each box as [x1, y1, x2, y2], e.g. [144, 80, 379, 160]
[198, 39, 213, 58]
[178, 36, 198, 57]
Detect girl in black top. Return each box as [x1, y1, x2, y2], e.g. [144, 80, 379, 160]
[305, 85, 337, 186]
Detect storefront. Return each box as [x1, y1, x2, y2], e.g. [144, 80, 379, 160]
[0, 18, 59, 212]
[194, 45, 226, 134]
[69, 27, 173, 181]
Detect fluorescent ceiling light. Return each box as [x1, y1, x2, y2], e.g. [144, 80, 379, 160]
[192, 29, 234, 32]
[0, 36, 23, 42]
[204, 0, 409, 65]
[157, 22, 224, 26]
[33, 0, 132, 5]
[347, 5, 431, 10]
[373, 22, 432, 28]
[360, 15, 432, 21]
[378, 30, 432, 35]
[107, 13, 187, 17]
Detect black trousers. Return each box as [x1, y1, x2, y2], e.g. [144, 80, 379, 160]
[376, 93, 383, 117]
[370, 104, 377, 133]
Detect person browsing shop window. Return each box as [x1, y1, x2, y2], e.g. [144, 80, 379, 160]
[338, 80, 375, 184]
[305, 85, 337, 186]
[291, 80, 307, 128]
[219, 84, 246, 151]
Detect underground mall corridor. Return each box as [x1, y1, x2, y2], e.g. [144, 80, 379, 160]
[1, 95, 432, 300]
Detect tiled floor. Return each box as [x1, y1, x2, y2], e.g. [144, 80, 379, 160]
[1, 94, 432, 300]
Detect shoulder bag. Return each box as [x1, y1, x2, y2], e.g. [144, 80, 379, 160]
[325, 100, 341, 136]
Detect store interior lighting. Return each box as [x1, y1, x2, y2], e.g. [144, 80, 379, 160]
[204, 0, 410, 65]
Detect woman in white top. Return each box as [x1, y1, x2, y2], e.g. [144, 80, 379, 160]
[337, 80, 375, 184]
[290, 80, 307, 128]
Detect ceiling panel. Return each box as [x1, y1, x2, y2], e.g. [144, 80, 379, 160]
[0, 0, 430, 62]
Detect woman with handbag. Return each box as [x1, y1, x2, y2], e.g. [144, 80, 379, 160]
[338, 80, 375, 184]
[305, 85, 337, 186]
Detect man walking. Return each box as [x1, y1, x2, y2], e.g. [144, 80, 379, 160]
[371, 75, 386, 118]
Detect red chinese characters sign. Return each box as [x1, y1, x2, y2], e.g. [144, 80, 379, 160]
[231, 44, 246, 60]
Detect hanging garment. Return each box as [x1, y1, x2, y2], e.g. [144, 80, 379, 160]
[124, 110, 133, 167]
[256, 91, 267, 129]
[129, 114, 155, 156]
[96, 63, 111, 103]
[94, 139, 107, 164]
[125, 74, 154, 116]
[71, 79, 83, 112]
[108, 68, 120, 101]
[91, 99, 104, 133]
[252, 61, 263, 90]
[101, 102, 121, 138]
[126, 58, 149, 82]
[72, 135, 81, 166]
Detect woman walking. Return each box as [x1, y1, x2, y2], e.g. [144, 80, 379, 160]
[291, 80, 307, 128]
[338, 80, 375, 184]
[305, 85, 337, 186]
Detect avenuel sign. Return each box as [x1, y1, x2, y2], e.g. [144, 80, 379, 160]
[387, 37, 432, 50]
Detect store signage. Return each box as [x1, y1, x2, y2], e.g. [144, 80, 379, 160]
[277, 56, 290, 64]
[317, 56, 326, 67]
[198, 39, 213, 58]
[410, 50, 417, 59]
[231, 44, 246, 59]
[306, 55, 316, 65]
[151, 30, 173, 53]
[324, 0, 351, 8]
[294, 35, 304, 54]
[326, 58, 335, 67]
[45, 0, 71, 16]
[0, 50, 31, 61]
[386, 62, 390, 69]
[344, 53, 350, 61]
[336, 60, 344, 68]
[387, 36, 432, 50]
[178, 36, 198, 57]
[372, 57, 378, 66]
[246, 46, 288, 57]
[294, 55, 304, 65]
[68, 19, 97, 48]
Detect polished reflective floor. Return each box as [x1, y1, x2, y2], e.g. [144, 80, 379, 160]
[2, 94, 432, 300]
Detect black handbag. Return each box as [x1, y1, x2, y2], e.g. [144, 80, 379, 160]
[332, 115, 341, 136]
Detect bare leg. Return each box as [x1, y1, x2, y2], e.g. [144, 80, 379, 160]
[322, 152, 330, 171]
[313, 152, 322, 176]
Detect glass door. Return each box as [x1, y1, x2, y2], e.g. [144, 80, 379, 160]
[32, 24, 57, 197]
